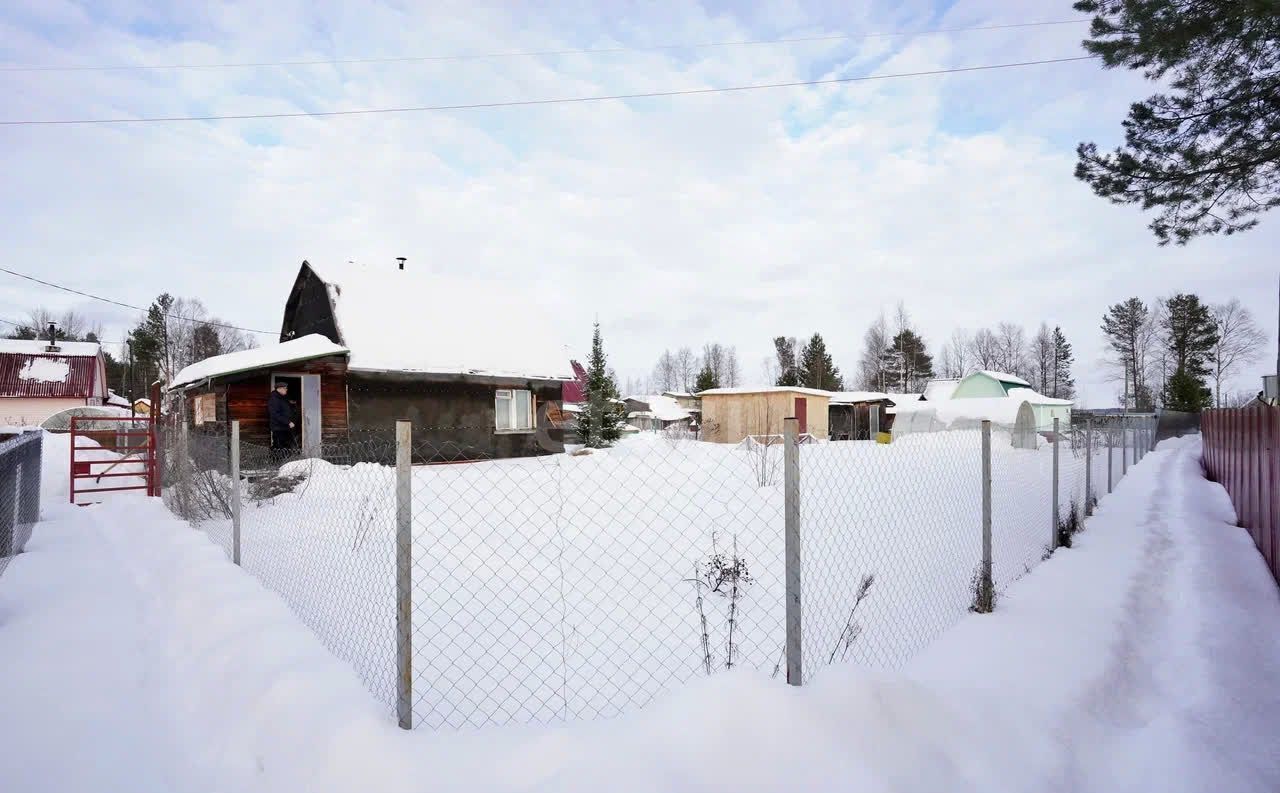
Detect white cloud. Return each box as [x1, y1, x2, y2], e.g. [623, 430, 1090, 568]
[0, 0, 1275, 405]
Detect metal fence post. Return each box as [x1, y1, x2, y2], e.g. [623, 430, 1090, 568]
[980, 420, 994, 611]
[1051, 417, 1060, 551]
[1084, 418, 1094, 517]
[1107, 424, 1114, 494]
[395, 420, 413, 729]
[783, 416, 802, 686]
[869, 405, 879, 438]
[178, 418, 190, 517]
[230, 420, 242, 566]
[1122, 417, 1129, 477]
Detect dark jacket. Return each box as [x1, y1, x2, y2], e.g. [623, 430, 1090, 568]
[268, 391, 294, 431]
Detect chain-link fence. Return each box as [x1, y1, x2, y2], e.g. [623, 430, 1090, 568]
[0, 431, 43, 579]
[159, 413, 1157, 732]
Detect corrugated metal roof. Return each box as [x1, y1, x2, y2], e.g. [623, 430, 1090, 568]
[0, 352, 98, 398]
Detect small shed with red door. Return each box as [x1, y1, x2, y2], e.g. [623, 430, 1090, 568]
[696, 386, 830, 444]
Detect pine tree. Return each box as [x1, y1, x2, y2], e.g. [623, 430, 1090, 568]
[773, 336, 800, 386]
[192, 324, 222, 362]
[1160, 293, 1218, 411]
[879, 329, 934, 392]
[1051, 326, 1076, 400]
[694, 363, 720, 393]
[1074, 0, 1280, 244]
[797, 333, 842, 390]
[576, 322, 625, 448]
[1101, 298, 1152, 407]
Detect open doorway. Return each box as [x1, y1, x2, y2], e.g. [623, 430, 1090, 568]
[272, 372, 322, 453]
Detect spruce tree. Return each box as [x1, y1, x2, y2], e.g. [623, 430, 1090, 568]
[798, 333, 843, 390]
[694, 363, 720, 393]
[1074, 0, 1280, 244]
[1160, 293, 1218, 411]
[773, 336, 800, 386]
[576, 322, 625, 448]
[1051, 326, 1076, 400]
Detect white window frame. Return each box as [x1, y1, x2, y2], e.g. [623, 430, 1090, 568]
[495, 388, 535, 433]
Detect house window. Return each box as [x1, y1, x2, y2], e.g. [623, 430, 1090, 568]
[495, 388, 534, 432]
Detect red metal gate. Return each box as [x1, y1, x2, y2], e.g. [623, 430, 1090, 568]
[69, 415, 158, 504]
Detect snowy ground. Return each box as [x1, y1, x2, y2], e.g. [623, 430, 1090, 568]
[174, 428, 1118, 728]
[2, 434, 1278, 792]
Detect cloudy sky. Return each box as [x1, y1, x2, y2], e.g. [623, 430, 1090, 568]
[1, 0, 1276, 405]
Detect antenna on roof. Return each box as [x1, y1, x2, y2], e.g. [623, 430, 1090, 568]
[396, 257, 406, 271]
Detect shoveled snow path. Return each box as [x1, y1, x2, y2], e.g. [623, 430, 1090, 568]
[2, 436, 1279, 793]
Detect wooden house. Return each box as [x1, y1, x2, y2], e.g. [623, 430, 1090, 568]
[697, 387, 829, 443]
[170, 260, 573, 461]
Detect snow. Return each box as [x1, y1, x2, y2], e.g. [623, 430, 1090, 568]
[169, 334, 348, 388]
[697, 386, 831, 398]
[885, 392, 922, 404]
[4, 435, 1279, 791]
[625, 393, 690, 422]
[922, 378, 961, 402]
[16, 357, 71, 383]
[827, 391, 891, 404]
[304, 260, 573, 380]
[933, 397, 1027, 427]
[105, 389, 131, 408]
[976, 370, 1031, 387]
[1007, 386, 1075, 406]
[0, 338, 100, 357]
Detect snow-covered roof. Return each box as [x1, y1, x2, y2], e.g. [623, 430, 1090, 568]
[828, 391, 892, 404]
[662, 390, 693, 399]
[134, 398, 152, 406]
[0, 339, 101, 357]
[105, 390, 131, 408]
[976, 370, 1030, 387]
[886, 392, 923, 403]
[170, 335, 348, 389]
[923, 378, 961, 402]
[18, 358, 71, 383]
[626, 394, 691, 422]
[933, 398, 1027, 426]
[1007, 387, 1074, 407]
[301, 261, 573, 380]
[697, 386, 832, 398]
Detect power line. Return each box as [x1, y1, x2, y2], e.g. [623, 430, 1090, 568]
[2, 19, 1090, 73]
[0, 55, 1097, 126]
[0, 316, 128, 345]
[0, 267, 277, 336]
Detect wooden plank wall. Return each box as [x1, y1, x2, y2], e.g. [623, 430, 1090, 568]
[185, 355, 349, 448]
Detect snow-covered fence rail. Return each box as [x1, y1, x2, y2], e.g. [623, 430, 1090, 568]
[1202, 405, 1280, 584]
[0, 430, 42, 580]
[157, 414, 1154, 731]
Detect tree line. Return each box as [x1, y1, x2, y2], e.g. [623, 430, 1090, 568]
[634, 343, 743, 396]
[1101, 294, 1266, 411]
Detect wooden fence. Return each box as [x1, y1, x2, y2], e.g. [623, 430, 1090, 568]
[1202, 405, 1280, 584]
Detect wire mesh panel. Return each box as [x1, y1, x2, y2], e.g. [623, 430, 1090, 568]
[0, 431, 42, 579]
[799, 431, 980, 677]
[409, 432, 786, 729]
[989, 426, 1055, 589]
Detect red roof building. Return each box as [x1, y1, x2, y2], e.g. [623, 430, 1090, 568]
[0, 339, 108, 427]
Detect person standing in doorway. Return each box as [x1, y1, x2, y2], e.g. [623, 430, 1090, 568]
[268, 382, 295, 454]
